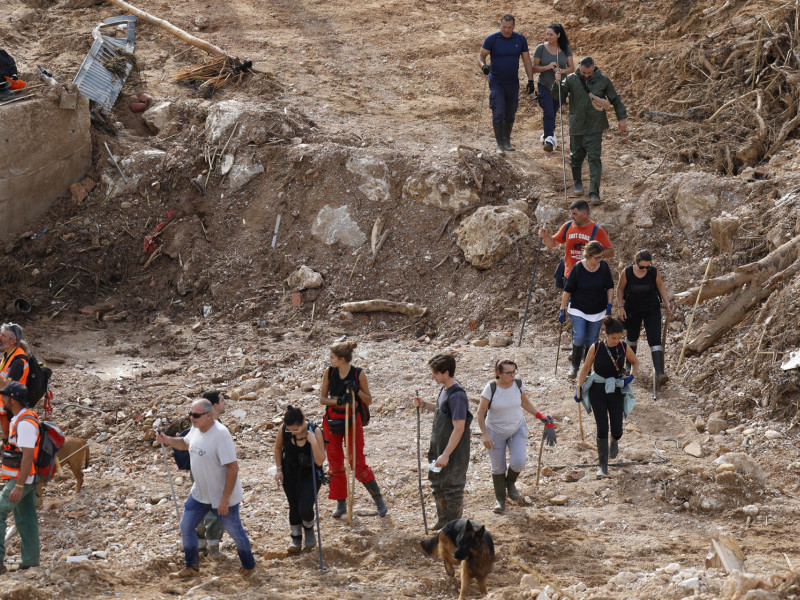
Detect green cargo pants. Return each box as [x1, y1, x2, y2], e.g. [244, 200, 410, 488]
[569, 132, 604, 197]
[0, 479, 40, 568]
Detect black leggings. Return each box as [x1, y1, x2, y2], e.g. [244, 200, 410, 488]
[624, 308, 662, 348]
[282, 468, 320, 526]
[589, 383, 624, 441]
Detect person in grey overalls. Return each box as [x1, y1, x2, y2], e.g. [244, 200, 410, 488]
[412, 354, 472, 530]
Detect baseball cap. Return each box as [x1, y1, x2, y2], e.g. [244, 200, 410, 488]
[0, 381, 29, 406]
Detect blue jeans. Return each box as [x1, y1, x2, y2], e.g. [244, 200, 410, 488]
[489, 77, 519, 123]
[487, 422, 528, 475]
[570, 314, 604, 347]
[537, 83, 561, 138]
[181, 495, 255, 569]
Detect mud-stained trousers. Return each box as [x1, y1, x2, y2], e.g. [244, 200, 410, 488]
[428, 408, 473, 524]
[569, 132, 604, 197]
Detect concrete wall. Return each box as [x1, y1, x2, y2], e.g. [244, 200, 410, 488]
[0, 89, 92, 237]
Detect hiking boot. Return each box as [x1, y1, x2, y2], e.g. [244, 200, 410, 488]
[363, 479, 388, 517]
[543, 135, 556, 152]
[433, 494, 448, 530]
[596, 438, 611, 478]
[170, 567, 200, 579]
[493, 122, 506, 156]
[609, 437, 619, 459]
[652, 349, 668, 387]
[288, 525, 302, 554]
[589, 193, 602, 205]
[503, 120, 515, 151]
[568, 344, 583, 379]
[238, 566, 256, 577]
[206, 543, 223, 560]
[625, 342, 637, 375]
[571, 166, 584, 196]
[491, 473, 506, 513]
[331, 499, 347, 518]
[506, 468, 521, 501]
[303, 524, 316, 549]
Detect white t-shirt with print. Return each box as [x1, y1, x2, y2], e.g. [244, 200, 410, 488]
[10, 412, 38, 484]
[185, 421, 243, 508]
[481, 380, 526, 436]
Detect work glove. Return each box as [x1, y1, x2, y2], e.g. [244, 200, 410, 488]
[574, 389, 582, 403]
[623, 375, 634, 387]
[482, 64, 490, 75]
[336, 393, 352, 406]
[606, 303, 613, 315]
[526, 80, 535, 95]
[557, 309, 566, 324]
[344, 379, 358, 392]
[536, 414, 557, 446]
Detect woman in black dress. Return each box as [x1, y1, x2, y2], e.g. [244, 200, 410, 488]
[616, 249, 673, 384]
[576, 317, 638, 478]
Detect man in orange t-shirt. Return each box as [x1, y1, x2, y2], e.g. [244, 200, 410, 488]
[539, 200, 614, 285]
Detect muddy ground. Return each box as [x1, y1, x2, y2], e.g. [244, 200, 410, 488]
[3, 0, 800, 598]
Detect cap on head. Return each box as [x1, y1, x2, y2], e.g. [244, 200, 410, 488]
[0, 381, 29, 406]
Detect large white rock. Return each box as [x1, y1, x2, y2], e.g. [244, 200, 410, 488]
[673, 173, 731, 234]
[402, 173, 480, 212]
[311, 205, 367, 246]
[345, 157, 390, 203]
[535, 200, 566, 226]
[713, 452, 765, 485]
[227, 162, 264, 191]
[591, 202, 635, 229]
[287, 265, 324, 290]
[142, 101, 175, 135]
[455, 205, 531, 269]
[205, 100, 299, 147]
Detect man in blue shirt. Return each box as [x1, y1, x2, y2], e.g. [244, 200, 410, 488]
[479, 14, 535, 155]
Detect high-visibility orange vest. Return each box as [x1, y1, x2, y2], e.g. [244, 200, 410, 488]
[1, 409, 39, 481]
[0, 346, 29, 385]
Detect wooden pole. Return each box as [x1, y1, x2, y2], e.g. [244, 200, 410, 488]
[677, 258, 713, 373]
[349, 388, 357, 524]
[344, 400, 352, 526]
[105, 0, 228, 56]
[577, 402, 585, 442]
[534, 431, 545, 488]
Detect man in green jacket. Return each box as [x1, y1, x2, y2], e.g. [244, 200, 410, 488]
[554, 57, 627, 204]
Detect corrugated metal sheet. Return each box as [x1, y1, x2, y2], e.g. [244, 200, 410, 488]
[73, 15, 138, 112]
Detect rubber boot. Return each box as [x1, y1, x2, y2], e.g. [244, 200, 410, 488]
[444, 493, 464, 524]
[625, 342, 637, 375]
[652, 349, 669, 386]
[363, 479, 388, 517]
[493, 122, 506, 156]
[288, 525, 302, 554]
[506, 468, 521, 501]
[331, 499, 347, 518]
[609, 436, 619, 459]
[433, 494, 448, 530]
[589, 193, 602, 205]
[491, 474, 506, 513]
[303, 521, 316, 549]
[503, 120, 515, 151]
[568, 344, 583, 379]
[571, 165, 584, 196]
[596, 438, 610, 478]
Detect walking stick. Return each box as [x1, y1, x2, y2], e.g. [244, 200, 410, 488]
[677, 258, 713, 373]
[349, 388, 357, 523]
[534, 429, 546, 488]
[556, 50, 568, 203]
[343, 401, 353, 526]
[554, 320, 564, 375]
[157, 430, 181, 528]
[519, 234, 544, 346]
[310, 460, 324, 571]
[577, 398, 585, 442]
[416, 390, 428, 534]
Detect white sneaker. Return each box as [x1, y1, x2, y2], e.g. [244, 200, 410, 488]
[544, 135, 557, 152]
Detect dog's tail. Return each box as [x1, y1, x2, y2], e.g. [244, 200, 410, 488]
[420, 533, 440, 557]
[84, 444, 90, 469]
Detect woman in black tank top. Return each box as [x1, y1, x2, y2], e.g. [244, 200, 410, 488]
[616, 249, 674, 385]
[576, 317, 638, 477]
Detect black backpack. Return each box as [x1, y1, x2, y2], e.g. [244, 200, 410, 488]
[11, 353, 52, 405]
[0, 50, 17, 79]
[553, 221, 600, 289]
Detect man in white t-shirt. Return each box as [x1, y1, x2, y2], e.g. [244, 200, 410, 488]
[0, 381, 40, 573]
[157, 399, 255, 578]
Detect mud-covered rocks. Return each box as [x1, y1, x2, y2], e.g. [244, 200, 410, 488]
[455, 205, 530, 269]
[672, 172, 735, 234]
[402, 173, 480, 212]
[713, 452, 766, 485]
[287, 265, 324, 290]
[142, 101, 176, 135]
[227, 161, 264, 191]
[312, 204, 367, 246]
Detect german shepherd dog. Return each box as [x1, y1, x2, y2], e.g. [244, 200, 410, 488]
[420, 519, 495, 599]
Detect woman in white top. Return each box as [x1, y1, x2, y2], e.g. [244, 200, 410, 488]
[476, 359, 556, 513]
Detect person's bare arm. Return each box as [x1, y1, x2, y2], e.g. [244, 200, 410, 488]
[9, 447, 34, 503]
[564, 55, 575, 74]
[274, 429, 284, 487]
[356, 370, 373, 406]
[412, 396, 436, 412]
[310, 426, 326, 466]
[218, 461, 239, 515]
[577, 344, 596, 390]
[521, 51, 534, 80]
[539, 226, 559, 248]
[156, 432, 188, 450]
[477, 396, 492, 449]
[435, 420, 466, 468]
[656, 271, 673, 313]
[479, 48, 490, 69]
[617, 268, 628, 321]
[319, 368, 338, 407]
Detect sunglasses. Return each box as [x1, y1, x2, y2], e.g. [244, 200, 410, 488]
[637, 264, 651, 270]
[590, 254, 604, 261]
[189, 411, 208, 419]
[501, 369, 517, 375]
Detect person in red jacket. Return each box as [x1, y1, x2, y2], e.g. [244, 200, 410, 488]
[319, 339, 387, 518]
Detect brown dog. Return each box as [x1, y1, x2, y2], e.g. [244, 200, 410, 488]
[421, 519, 495, 600]
[37, 437, 90, 499]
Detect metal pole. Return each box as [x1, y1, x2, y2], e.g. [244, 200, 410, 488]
[343, 401, 352, 526]
[349, 388, 357, 523]
[554, 320, 564, 375]
[416, 391, 428, 534]
[157, 431, 181, 528]
[518, 236, 544, 346]
[310, 457, 324, 571]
